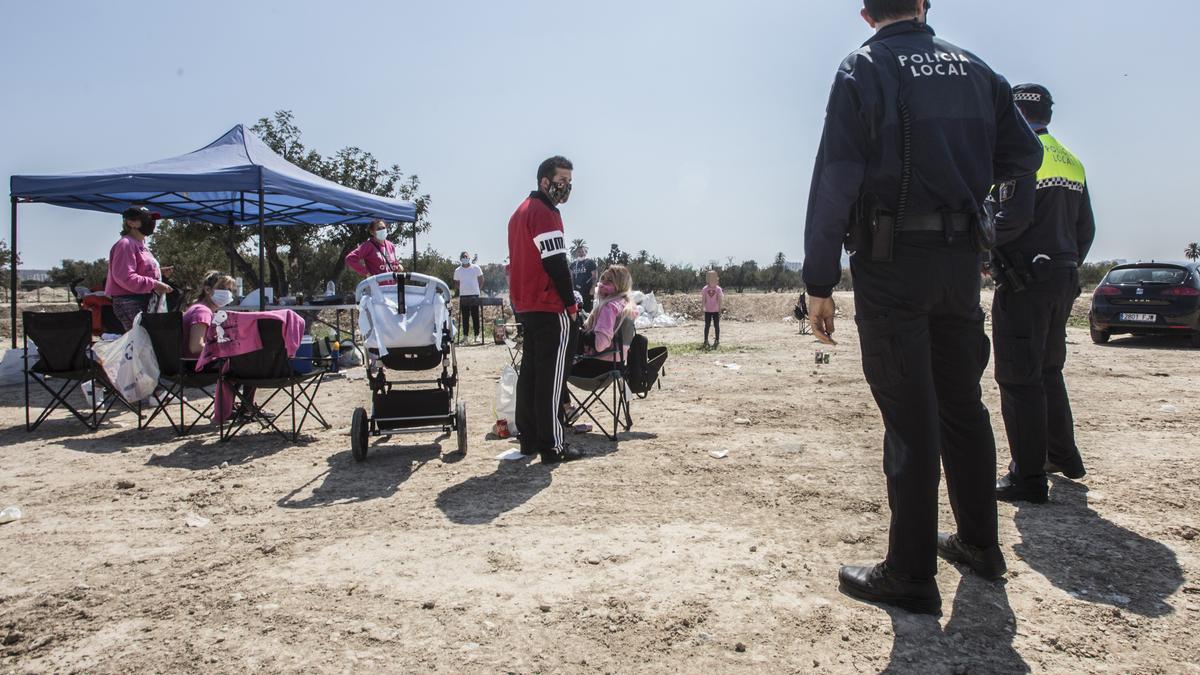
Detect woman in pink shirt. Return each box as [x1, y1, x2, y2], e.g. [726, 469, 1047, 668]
[702, 269, 724, 350]
[572, 265, 636, 377]
[105, 207, 173, 331]
[345, 220, 404, 283]
[181, 271, 236, 359]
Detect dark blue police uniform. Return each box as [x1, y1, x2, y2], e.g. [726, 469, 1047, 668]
[803, 20, 1043, 589]
[992, 97, 1097, 500]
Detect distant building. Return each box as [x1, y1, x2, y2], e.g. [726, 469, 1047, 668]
[18, 270, 50, 283]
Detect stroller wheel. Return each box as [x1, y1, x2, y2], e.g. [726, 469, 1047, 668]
[351, 407, 369, 462]
[455, 402, 468, 454]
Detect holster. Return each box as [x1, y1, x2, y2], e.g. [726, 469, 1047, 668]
[845, 193, 893, 262]
[987, 248, 1029, 293]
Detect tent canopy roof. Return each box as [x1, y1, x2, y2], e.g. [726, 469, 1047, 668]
[9, 125, 417, 226]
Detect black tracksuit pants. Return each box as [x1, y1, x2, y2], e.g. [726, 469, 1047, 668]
[992, 267, 1083, 489]
[850, 234, 998, 581]
[459, 297, 481, 338]
[516, 311, 573, 455]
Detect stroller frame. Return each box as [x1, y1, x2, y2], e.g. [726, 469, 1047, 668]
[351, 272, 467, 461]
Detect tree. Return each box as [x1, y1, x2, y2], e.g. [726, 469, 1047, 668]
[1186, 242, 1200, 262]
[570, 238, 587, 255]
[48, 259, 108, 289]
[0, 240, 16, 292]
[607, 243, 630, 266]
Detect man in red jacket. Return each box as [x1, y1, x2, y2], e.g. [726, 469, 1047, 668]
[508, 156, 583, 463]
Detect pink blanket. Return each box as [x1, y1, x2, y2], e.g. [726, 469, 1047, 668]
[196, 309, 306, 422]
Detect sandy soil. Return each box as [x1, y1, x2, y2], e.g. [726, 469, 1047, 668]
[0, 291, 1198, 673]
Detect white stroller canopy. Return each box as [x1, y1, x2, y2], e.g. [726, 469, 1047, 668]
[356, 273, 454, 356]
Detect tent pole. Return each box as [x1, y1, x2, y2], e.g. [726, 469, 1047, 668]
[412, 223, 417, 272]
[9, 197, 17, 349]
[257, 188, 266, 311]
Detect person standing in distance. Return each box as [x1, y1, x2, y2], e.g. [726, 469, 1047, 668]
[570, 245, 599, 313]
[803, 0, 1044, 614]
[507, 156, 584, 464]
[991, 84, 1096, 503]
[454, 251, 486, 344]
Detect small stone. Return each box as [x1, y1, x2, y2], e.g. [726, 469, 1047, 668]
[585, 557, 601, 565]
[539, 604, 552, 613]
[841, 634, 850, 642]
[733, 418, 751, 425]
[220, 461, 229, 469]
[184, 513, 210, 528]
[749, 546, 758, 553]
[120, 447, 132, 453]
[259, 543, 277, 555]
[3, 631, 23, 646]
[421, 601, 436, 609]
[115, 480, 136, 490]
[735, 642, 747, 653]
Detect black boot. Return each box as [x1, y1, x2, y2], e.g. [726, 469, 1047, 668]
[995, 473, 1048, 504]
[937, 533, 1007, 580]
[837, 562, 941, 615]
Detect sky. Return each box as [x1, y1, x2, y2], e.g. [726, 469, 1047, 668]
[2, 0, 1198, 270]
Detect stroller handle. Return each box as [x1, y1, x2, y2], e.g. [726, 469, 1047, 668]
[355, 272, 452, 304]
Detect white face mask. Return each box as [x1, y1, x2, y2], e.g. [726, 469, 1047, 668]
[374, 229, 388, 241]
[460, 258, 471, 266]
[211, 289, 234, 308]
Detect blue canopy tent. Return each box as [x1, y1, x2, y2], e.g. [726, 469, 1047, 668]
[8, 125, 418, 346]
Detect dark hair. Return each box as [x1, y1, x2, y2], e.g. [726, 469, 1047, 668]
[120, 206, 158, 236]
[537, 156, 573, 184]
[1016, 103, 1052, 126]
[863, 0, 925, 21]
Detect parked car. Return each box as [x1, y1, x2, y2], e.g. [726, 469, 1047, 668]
[1089, 261, 1200, 347]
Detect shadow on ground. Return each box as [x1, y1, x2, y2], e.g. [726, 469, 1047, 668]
[277, 435, 446, 509]
[884, 576, 1028, 674]
[1013, 478, 1183, 617]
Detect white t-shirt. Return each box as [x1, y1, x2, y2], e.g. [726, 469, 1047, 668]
[454, 264, 484, 296]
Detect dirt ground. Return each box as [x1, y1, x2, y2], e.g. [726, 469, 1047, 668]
[0, 291, 1197, 673]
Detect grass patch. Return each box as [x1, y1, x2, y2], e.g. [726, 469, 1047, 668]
[650, 342, 762, 357]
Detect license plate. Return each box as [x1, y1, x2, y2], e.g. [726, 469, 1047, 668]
[1120, 313, 1157, 323]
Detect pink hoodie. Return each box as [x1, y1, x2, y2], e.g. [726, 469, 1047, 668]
[584, 299, 630, 362]
[105, 235, 160, 297]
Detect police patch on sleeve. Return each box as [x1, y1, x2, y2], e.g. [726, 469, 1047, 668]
[533, 230, 567, 259]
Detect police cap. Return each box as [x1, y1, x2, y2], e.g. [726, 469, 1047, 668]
[1013, 83, 1053, 122]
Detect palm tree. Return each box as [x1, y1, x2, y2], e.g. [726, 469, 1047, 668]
[570, 238, 587, 255]
[1186, 242, 1200, 262]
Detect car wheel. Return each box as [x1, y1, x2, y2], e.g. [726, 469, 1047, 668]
[1090, 328, 1110, 345]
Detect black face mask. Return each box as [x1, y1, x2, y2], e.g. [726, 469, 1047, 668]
[141, 219, 157, 236]
[546, 180, 572, 205]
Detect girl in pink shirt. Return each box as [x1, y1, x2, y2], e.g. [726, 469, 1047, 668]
[702, 269, 724, 350]
[572, 265, 636, 377]
[345, 220, 404, 283]
[105, 207, 172, 331]
[182, 271, 236, 359]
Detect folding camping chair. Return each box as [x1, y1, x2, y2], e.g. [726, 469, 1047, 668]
[565, 320, 668, 441]
[138, 312, 219, 435]
[218, 318, 331, 442]
[23, 310, 137, 431]
[503, 300, 524, 368]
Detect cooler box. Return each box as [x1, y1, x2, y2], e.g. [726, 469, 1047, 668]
[291, 336, 316, 374]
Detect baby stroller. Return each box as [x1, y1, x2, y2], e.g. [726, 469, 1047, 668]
[350, 272, 466, 462]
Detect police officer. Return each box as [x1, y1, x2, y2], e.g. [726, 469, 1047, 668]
[803, 0, 1043, 614]
[991, 84, 1096, 503]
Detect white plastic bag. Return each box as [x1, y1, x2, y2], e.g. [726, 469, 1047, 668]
[493, 364, 519, 434]
[92, 313, 160, 402]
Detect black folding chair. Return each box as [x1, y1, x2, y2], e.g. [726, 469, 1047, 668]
[23, 311, 135, 431]
[794, 293, 812, 336]
[565, 320, 637, 441]
[218, 318, 331, 442]
[138, 312, 219, 435]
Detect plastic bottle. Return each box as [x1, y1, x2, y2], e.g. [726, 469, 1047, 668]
[0, 506, 22, 524]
